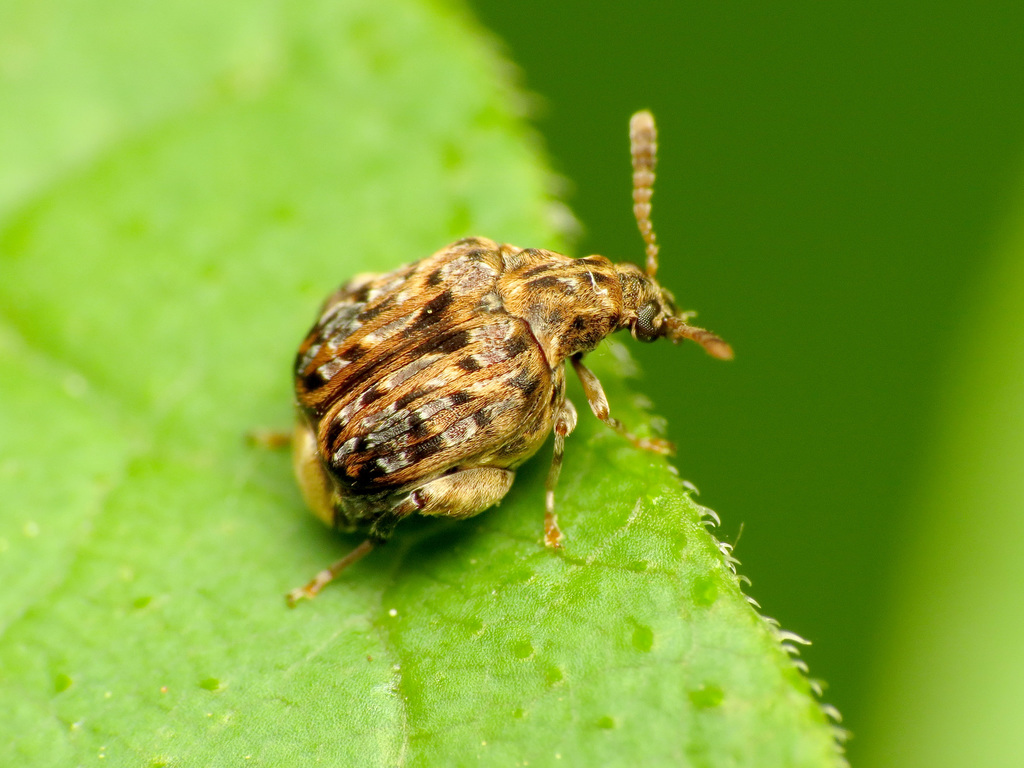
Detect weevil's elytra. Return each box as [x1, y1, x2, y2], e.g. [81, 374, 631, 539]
[286, 110, 732, 605]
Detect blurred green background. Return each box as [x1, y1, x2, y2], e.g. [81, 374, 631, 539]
[469, 0, 1024, 764]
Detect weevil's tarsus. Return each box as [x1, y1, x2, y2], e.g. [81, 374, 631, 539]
[544, 511, 563, 549]
[286, 538, 375, 607]
[630, 110, 659, 278]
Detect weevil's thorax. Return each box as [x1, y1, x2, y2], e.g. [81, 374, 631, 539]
[496, 249, 624, 366]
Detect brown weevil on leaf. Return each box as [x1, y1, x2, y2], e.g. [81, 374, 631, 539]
[287, 111, 732, 605]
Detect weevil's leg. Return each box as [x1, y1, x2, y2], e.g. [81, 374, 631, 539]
[286, 467, 516, 607]
[286, 538, 376, 608]
[391, 467, 516, 519]
[664, 317, 734, 360]
[544, 399, 578, 549]
[630, 110, 660, 277]
[570, 353, 674, 455]
[291, 420, 337, 528]
[246, 429, 291, 449]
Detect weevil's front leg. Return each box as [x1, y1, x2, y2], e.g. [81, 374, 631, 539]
[570, 353, 674, 455]
[544, 399, 578, 549]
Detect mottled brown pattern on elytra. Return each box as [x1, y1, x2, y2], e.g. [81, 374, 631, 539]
[295, 244, 506, 415]
[299, 251, 558, 496]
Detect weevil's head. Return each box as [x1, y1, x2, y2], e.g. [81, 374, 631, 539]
[615, 262, 733, 360]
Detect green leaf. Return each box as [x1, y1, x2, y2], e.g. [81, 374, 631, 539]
[0, 1, 842, 765]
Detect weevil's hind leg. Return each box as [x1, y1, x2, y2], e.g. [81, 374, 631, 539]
[246, 429, 292, 449]
[291, 420, 339, 528]
[286, 538, 376, 608]
[570, 353, 674, 455]
[287, 468, 515, 607]
[544, 399, 578, 549]
[391, 467, 516, 520]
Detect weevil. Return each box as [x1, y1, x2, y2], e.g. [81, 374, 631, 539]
[287, 111, 731, 605]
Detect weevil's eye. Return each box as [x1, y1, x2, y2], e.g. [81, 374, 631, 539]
[634, 300, 661, 342]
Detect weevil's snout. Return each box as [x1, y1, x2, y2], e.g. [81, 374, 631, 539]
[631, 292, 673, 343]
[616, 265, 733, 359]
[617, 264, 667, 342]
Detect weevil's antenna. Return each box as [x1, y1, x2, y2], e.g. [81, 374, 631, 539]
[664, 316, 734, 360]
[630, 110, 659, 277]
